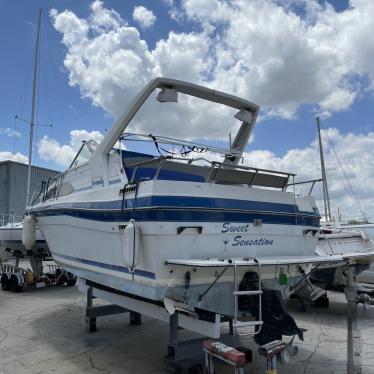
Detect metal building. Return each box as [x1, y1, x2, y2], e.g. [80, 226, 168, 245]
[0, 161, 59, 224]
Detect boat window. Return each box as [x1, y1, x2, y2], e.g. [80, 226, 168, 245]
[68, 142, 96, 170]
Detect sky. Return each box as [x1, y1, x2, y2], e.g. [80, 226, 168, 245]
[0, 0, 374, 221]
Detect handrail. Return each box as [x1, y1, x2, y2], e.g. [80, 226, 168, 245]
[286, 178, 323, 187]
[286, 178, 323, 195]
[124, 155, 294, 179]
[124, 153, 294, 190]
[29, 171, 67, 206]
[210, 160, 295, 178]
[0, 213, 23, 226]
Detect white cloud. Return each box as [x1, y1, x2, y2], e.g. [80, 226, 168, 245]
[51, 0, 374, 126]
[242, 127, 374, 221]
[132, 6, 156, 29]
[0, 151, 28, 163]
[90, 0, 124, 33]
[38, 129, 104, 168]
[50, 2, 156, 119]
[0, 127, 21, 138]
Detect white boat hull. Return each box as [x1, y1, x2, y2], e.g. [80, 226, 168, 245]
[37, 209, 317, 310]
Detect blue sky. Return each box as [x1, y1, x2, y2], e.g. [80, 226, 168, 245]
[1, 0, 374, 220]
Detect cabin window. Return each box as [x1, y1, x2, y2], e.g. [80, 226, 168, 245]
[68, 142, 96, 170]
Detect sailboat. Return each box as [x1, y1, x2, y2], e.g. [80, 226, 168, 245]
[310, 116, 374, 289]
[0, 10, 76, 291]
[0, 9, 48, 260]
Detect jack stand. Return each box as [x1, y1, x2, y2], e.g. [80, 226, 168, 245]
[258, 340, 286, 374]
[203, 340, 247, 374]
[344, 265, 361, 374]
[85, 285, 133, 333]
[164, 313, 240, 373]
[164, 312, 203, 373]
[129, 311, 142, 325]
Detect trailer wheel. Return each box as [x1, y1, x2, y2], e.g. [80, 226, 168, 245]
[9, 274, 23, 292]
[1, 273, 10, 291]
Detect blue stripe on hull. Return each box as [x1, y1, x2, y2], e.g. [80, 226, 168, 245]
[34, 196, 308, 214]
[31, 195, 320, 227]
[33, 208, 319, 227]
[54, 252, 156, 279]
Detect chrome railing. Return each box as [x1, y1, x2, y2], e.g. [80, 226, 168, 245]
[0, 213, 23, 227]
[128, 155, 295, 190]
[286, 178, 323, 195]
[30, 154, 319, 206]
[30, 172, 66, 206]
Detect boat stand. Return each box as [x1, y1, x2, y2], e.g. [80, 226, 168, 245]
[258, 340, 286, 374]
[163, 312, 242, 373]
[203, 340, 247, 374]
[80, 279, 241, 373]
[344, 265, 374, 374]
[85, 285, 141, 332]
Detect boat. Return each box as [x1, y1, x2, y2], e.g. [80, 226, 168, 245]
[0, 220, 48, 258]
[338, 222, 374, 240]
[25, 78, 373, 345]
[0, 9, 45, 258]
[0, 10, 76, 291]
[309, 117, 374, 290]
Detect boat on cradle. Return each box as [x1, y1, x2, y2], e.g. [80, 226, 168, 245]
[25, 78, 374, 345]
[307, 116, 374, 291]
[338, 222, 374, 240]
[311, 227, 374, 289]
[0, 9, 49, 265]
[320, 221, 374, 289]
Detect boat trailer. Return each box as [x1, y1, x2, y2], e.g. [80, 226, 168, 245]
[0, 256, 76, 291]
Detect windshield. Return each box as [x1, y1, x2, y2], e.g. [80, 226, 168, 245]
[68, 141, 97, 170]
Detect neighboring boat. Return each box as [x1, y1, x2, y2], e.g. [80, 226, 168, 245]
[357, 263, 374, 287]
[0, 10, 68, 291]
[25, 78, 372, 344]
[338, 222, 374, 240]
[0, 221, 48, 256]
[0, 9, 49, 260]
[309, 117, 374, 290]
[311, 227, 374, 289]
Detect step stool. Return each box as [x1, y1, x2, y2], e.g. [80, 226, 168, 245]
[203, 340, 247, 374]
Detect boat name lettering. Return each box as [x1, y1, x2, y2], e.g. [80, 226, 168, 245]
[221, 223, 249, 233]
[232, 236, 274, 247]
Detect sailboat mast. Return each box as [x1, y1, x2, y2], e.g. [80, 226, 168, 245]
[26, 8, 42, 205]
[316, 116, 332, 222]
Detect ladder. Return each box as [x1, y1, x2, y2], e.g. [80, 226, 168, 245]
[233, 257, 263, 335]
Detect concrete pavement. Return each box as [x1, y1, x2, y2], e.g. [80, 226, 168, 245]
[0, 287, 373, 373]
